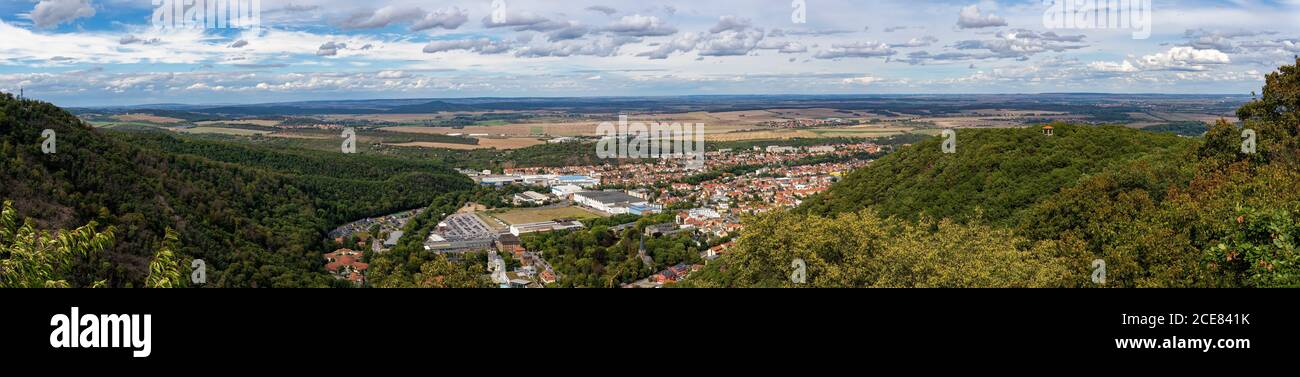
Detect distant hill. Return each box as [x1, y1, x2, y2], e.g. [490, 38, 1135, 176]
[0, 94, 473, 287]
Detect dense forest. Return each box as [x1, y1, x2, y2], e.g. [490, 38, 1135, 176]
[685, 59, 1300, 288]
[0, 96, 472, 287]
[522, 213, 703, 288]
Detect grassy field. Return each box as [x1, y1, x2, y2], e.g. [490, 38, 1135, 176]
[483, 206, 606, 225]
[179, 127, 272, 136]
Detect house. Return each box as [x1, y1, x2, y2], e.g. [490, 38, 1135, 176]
[654, 269, 678, 284]
[495, 234, 526, 255]
[644, 223, 680, 238]
[323, 249, 369, 285]
[627, 188, 651, 200]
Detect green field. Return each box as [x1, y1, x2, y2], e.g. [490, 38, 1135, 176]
[484, 206, 606, 225]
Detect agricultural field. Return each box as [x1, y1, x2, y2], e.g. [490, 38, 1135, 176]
[113, 113, 186, 124]
[388, 137, 544, 150]
[196, 119, 283, 127]
[178, 127, 273, 136]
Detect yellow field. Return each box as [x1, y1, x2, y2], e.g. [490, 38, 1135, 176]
[115, 114, 185, 124]
[388, 137, 544, 150]
[176, 127, 271, 136]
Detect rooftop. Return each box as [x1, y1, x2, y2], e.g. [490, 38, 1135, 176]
[575, 191, 643, 204]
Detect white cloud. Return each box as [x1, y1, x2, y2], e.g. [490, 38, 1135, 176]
[842, 75, 881, 85]
[1134, 47, 1231, 71]
[317, 42, 345, 56]
[957, 5, 1005, 29]
[422, 39, 512, 54]
[1088, 60, 1138, 73]
[30, 0, 95, 28]
[411, 7, 469, 31]
[815, 42, 896, 59]
[605, 15, 677, 37]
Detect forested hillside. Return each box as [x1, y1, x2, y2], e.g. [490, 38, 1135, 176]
[687, 59, 1300, 288]
[0, 95, 472, 287]
[797, 123, 1193, 224]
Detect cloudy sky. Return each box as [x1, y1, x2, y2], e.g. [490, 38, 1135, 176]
[1, 0, 1298, 106]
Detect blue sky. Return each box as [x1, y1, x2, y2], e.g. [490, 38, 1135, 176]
[1, 0, 1298, 106]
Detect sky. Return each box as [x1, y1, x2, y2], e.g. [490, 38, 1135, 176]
[1, 0, 1298, 107]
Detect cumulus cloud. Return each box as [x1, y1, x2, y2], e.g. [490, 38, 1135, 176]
[545, 22, 591, 41]
[515, 36, 633, 58]
[339, 6, 422, 29]
[710, 16, 751, 34]
[605, 15, 677, 37]
[890, 36, 938, 48]
[950, 29, 1087, 60]
[698, 28, 765, 56]
[411, 7, 469, 31]
[815, 42, 896, 59]
[842, 75, 881, 85]
[317, 42, 345, 56]
[422, 39, 512, 54]
[758, 41, 808, 54]
[1088, 60, 1139, 73]
[119, 34, 160, 45]
[1133, 47, 1231, 71]
[30, 0, 96, 28]
[638, 33, 701, 59]
[340, 6, 467, 32]
[957, 5, 1006, 29]
[482, 12, 567, 32]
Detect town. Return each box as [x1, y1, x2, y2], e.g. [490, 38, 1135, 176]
[322, 141, 888, 287]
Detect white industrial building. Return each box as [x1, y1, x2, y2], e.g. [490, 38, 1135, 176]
[573, 191, 649, 215]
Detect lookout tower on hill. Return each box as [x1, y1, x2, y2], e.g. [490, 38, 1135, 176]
[1043, 125, 1054, 137]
